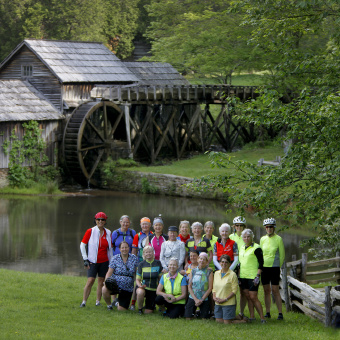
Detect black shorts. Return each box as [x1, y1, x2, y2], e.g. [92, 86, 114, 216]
[87, 261, 109, 278]
[261, 267, 281, 286]
[184, 297, 210, 319]
[239, 278, 259, 292]
[118, 289, 133, 309]
[144, 289, 157, 310]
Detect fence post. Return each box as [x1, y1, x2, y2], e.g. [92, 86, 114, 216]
[301, 253, 308, 282]
[290, 254, 297, 279]
[324, 286, 332, 327]
[282, 262, 291, 312]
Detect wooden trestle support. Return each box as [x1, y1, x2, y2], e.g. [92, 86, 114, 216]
[63, 85, 258, 186]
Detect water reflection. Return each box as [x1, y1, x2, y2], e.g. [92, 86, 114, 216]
[0, 191, 308, 276]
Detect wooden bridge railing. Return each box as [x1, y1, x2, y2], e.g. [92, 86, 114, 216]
[280, 253, 340, 327]
[91, 84, 259, 104]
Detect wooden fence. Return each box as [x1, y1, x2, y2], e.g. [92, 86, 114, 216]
[280, 253, 340, 327]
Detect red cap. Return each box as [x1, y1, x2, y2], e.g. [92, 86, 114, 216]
[95, 212, 107, 220]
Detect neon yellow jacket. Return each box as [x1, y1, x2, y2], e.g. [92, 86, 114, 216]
[260, 234, 285, 268]
[239, 243, 261, 279]
[230, 233, 245, 251]
[163, 273, 186, 304]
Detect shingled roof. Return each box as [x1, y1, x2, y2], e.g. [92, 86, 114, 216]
[124, 62, 189, 86]
[0, 39, 139, 83]
[0, 80, 63, 121]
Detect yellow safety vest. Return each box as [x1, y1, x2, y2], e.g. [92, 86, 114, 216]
[239, 243, 261, 279]
[163, 273, 185, 304]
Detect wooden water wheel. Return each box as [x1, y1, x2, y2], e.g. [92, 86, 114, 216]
[63, 101, 129, 187]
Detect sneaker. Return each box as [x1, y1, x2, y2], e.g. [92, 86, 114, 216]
[238, 312, 245, 320]
[114, 301, 119, 307]
[249, 318, 256, 322]
[129, 305, 135, 311]
[138, 309, 143, 315]
[264, 312, 271, 318]
[80, 302, 86, 308]
[107, 305, 113, 310]
[95, 301, 100, 306]
[261, 319, 267, 324]
[277, 314, 284, 320]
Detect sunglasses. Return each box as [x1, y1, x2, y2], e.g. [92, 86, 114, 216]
[96, 218, 106, 221]
[265, 225, 275, 228]
[234, 224, 244, 227]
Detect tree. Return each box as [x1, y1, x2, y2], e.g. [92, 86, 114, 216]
[145, 0, 261, 83]
[196, 0, 340, 256]
[0, 0, 140, 62]
[102, 0, 140, 59]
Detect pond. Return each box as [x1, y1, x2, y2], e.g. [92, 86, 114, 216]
[0, 190, 309, 276]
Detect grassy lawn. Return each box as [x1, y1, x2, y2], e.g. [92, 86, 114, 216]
[126, 144, 283, 179]
[0, 269, 336, 339]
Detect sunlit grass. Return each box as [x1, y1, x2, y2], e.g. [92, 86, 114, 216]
[126, 144, 284, 179]
[0, 268, 336, 339]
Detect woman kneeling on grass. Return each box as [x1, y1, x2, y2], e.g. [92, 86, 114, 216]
[102, 241, 138, 311]
[155, 257, 187, 318]
[213, 255, 247, 324]
[136, 246, 163, 314]
[184, 252, 213, 320]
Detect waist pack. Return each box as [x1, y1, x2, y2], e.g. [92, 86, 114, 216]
[105, 276, 121, 295]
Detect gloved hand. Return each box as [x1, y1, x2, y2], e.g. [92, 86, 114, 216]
[84, 260, 90, 267]
[253, 276, 260, 286]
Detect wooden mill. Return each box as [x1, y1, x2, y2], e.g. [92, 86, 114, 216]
[0, 39, 258, 187]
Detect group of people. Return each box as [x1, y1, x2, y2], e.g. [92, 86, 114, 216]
[79, 213, 285, 324]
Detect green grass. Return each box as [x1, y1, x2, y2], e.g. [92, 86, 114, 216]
[0, 269, 336, 339]
[0, 181, 61, 195]
[126, 143, 283, 179]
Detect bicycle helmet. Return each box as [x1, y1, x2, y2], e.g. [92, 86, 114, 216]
[263, 218, 276, 226]
[233, 216, 246, 224]
[94, 212, 107, 220]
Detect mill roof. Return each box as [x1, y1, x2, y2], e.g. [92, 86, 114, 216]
[0, 39, 139, 83]
[0, 80, 63, 121]
[124, 62, 189, 86]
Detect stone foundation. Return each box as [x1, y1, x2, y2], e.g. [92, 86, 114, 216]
[105, 171, 227, 200]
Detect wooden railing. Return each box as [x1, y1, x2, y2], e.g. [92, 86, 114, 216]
[91, 84, 259, 104]
[286, 252, 340, 284]
[280, 253, 340, 327]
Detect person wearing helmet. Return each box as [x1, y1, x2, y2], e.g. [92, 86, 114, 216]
[230, 216, 246, 251]
[260, 218, 285, 320]
[229, 216, 252, 320]
[79, 212, 112, 307]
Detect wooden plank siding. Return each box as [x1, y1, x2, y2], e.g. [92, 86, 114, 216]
[0, 121, 59, 168]
[0, 46, 62, 111]
[62, 84, 94, 108]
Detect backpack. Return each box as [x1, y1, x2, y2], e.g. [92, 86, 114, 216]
[112, 229, 134, 251]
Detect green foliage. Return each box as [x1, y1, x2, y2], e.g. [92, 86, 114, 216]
[2, 121, 59, 189]
[101, 157, 138, 184]
[140, 177, 159, 194]
[145, 0, 262, 82]
[186, 0, 340, 257]
[0, 0, 140, 61]
[102, 0, 140, 59]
